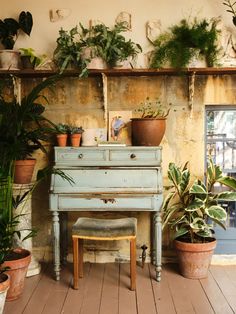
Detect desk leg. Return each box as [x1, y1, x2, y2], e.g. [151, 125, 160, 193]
[154, 212, 162, 282]
[60, 212, 68, 264]
[52, 211, 60, 280]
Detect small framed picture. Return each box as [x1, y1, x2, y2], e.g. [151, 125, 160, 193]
[108, 111, 132, 145]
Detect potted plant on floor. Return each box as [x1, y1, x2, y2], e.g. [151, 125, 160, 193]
[0, 75, 59, 184]
[149, 17, 220, 68]
[162, 159, 236, 279]
[0, 11, 33, 70]
[0, 256, 10, 313]
[131, 97, 170, 146]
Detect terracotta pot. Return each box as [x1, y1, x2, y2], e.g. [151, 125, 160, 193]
[70, 134, 82, 147]
[0, 273, 10, 313]
[0, 50, 20, 70]
[57, 134, 68, 147]
[3, 248, 31, 301]
[174, 239, 217, 279]
[14, 159, 36, 184]
[131, 118, 166, 146]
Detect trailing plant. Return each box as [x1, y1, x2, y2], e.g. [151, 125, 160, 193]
[162, 159, 236, 243]
[223, 0, 236, 26]
[150, 17, 221, 68]
[136, 97, 170, 118]
[53, 26, 89, 76]
[79, 22, 142, 67]
[0, 11, 33, 49]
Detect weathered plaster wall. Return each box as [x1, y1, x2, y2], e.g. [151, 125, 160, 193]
[3, 0, 236, 261]
[1, 0, 235, 67]
[20, 74, 236, 262]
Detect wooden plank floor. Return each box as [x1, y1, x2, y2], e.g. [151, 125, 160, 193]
[4, 263, 236, 314]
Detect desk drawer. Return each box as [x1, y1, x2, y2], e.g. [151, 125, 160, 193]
[55, 148, 106, 164]
[57, 194, 163, 211]
[109, 148, 161, 165]
[54, 147, 161, 166]
[51, 168, 162, 193]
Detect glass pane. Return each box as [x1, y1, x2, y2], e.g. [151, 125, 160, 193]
[206, 108, 236, 229]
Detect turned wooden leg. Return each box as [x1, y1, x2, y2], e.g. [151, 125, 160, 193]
[130, 237, 136, 291]
[79, 239, 84, 278]
[73, 236, 79, 289]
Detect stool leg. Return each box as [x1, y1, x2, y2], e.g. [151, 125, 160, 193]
[130, 237, 136, 291]
[73, 236, 79, 289]
[79, 239, 84, 278]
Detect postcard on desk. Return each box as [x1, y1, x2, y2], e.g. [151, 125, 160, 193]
[108, 111, 132, 145]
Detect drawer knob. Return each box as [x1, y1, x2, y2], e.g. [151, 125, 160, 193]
[130, 153, 136, 159]
[78, 153, 83, 159]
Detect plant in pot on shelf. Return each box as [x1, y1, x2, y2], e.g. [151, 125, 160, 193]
[131, 97, 170, 146]
[68, 126, 84, 147]
[162, 159, 236, 279]
[54, 123, 69, 147]
[149, 17, 220, 69]
[0, 75, 60, 184]
[19, 48, 46, 69]
[0, 11, 33, 70]
[79, 22, 142, 69]
[53, 26, 89, 76]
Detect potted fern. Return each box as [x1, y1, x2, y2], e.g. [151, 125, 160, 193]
[0, 11, 33, 70]
[149, 17, 220, 69]
[79, 22, 142, 68]
[162, 160, 236, 279]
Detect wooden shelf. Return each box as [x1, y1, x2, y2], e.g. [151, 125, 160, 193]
[1, 67, 236, 78]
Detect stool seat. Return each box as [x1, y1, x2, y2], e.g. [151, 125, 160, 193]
[72, 217, 137, 290]
[72, 217, 137, 239]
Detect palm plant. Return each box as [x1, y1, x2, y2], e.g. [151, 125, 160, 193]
[0, 75, 59, 165]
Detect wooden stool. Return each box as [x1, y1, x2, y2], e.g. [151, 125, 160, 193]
[72, 217, 137, 290]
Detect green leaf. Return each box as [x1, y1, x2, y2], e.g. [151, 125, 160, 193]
[180, 169, 190, 193]
[19, 11, 33, 36]
[205, 205, 227, 221]
[174, 227, 188, 239]
[190, 217, 206, 230]
[216, 191, 236, 201]
[168, 163, 181, 186]
[217, 176, 236, 190]
[190, 182, 207, 194]
[185, 198, 204, 211]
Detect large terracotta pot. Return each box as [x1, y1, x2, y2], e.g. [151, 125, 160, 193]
[14, 159, 36, 184]
[0, 273, 10, 314]
[3, 248, 31, 301]
[131, 118, 166, 146]
[174, 239, 217, 279]
[70, 134, 82, 147]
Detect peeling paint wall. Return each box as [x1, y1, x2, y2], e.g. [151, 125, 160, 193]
[19, 74, 236, 262]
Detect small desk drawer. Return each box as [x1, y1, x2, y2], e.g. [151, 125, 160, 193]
[57, 194, 163, 211]
[109, 148, 161, 165]
[55, 148, 106, 164]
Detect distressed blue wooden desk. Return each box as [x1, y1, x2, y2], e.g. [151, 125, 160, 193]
[49, 146, 163, 281]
